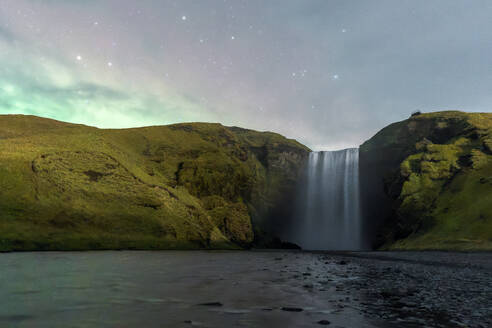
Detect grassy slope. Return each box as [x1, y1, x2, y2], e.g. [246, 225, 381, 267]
[0, 115, 309, 251]
[362, 111, 492, 250]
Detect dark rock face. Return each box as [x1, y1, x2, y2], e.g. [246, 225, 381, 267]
[228, 128, 311, 246]
[359, 111, 492, 250]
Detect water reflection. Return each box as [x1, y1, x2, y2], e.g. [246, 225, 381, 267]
[0, 251, 381, 328]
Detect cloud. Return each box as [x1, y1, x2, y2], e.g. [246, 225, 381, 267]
[0, 26, 15, 43]
[0, 0, 491, 149]
[0, 7, 210, 129]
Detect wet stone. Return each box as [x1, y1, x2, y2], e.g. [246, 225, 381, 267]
[281, 307, 303, 312]
[317, 319, 331, 325]
[198, 302, 223, 307]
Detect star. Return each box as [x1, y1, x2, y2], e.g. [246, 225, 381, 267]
[181, 15, 187, 21]
[107, 62, 113, 67]
[332, 74, 339, 80]
[231, 36, 235, 40]
[76, 55, 82, 61]
[341, 29, 347, 33]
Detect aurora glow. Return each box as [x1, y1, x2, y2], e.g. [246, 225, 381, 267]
[1, 1, 491, 149]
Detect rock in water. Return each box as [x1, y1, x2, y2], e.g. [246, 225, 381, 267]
[198, 302, 223, 307]
[281, 307, 303, 312]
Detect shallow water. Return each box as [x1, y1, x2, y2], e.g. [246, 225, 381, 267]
[0, 251, 490, 327]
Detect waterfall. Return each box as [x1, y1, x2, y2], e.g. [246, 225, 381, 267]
[290, 148, 362, 250]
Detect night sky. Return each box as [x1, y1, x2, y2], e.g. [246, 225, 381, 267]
[1, 1, 491, 150]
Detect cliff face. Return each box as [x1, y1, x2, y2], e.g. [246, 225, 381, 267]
[360, 111, 492, 250]
[0, 115, 309, 251]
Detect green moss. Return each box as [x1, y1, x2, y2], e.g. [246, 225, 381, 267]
[0, 114, 308, 251]
[390, 160, 492, 251]
[362, 111, 492, 250]
[203, 196, 253, 245]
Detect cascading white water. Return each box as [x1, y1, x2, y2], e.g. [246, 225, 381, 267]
[291, 148, 362, 250]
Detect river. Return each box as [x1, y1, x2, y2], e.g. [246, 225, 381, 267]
[1, 251, 490, 327]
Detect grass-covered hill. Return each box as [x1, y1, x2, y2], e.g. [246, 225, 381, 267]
[0, 114, 309, 251]
[360, 111, 492, 250]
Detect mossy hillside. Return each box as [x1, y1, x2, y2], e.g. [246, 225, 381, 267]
[0, 115, 309, 251]
[226, 126, 310, 242]
[360, 111, 492, 250]
[0, 122, 227, 250]
[391, 160, 492, 250]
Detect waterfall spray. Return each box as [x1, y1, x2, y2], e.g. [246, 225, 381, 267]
[290, 148, 362, 250]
